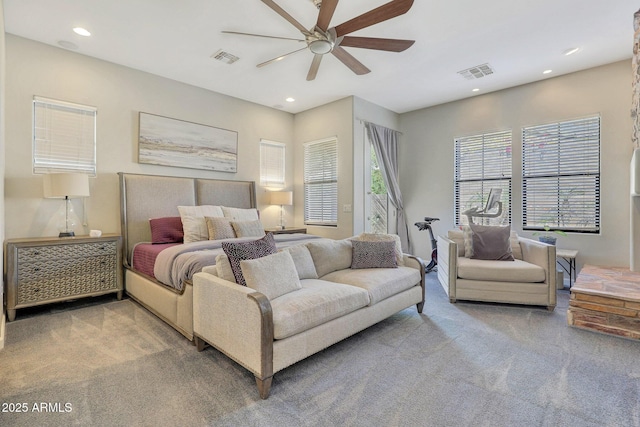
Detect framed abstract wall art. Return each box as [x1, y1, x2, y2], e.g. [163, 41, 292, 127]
[138, 112, 238, 172]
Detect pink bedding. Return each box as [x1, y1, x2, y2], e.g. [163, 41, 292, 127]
[132, 243, 180, 278]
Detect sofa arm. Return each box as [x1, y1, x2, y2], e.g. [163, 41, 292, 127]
[436, 235, 457, 302]
[404, 254, 426, 312]
[519, 237, 557, 305]
[192, 272, 273, 382]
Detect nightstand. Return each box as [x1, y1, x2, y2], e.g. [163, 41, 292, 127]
[265, 227, 307, 235]
[4, 234, 123, 321]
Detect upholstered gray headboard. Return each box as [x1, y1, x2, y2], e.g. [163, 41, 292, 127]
[118, 172, 256, 266]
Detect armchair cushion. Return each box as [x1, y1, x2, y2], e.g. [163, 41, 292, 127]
[457, 257, 545, 283]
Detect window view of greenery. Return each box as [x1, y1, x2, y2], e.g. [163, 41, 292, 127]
[522, 116, 600, 233]
[454, 130, 512, 226]
[370, 148, 388, 233]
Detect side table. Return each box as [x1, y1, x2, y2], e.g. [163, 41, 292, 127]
[556, 248, 578, 288]
[4, 234, 123, 321]
[265, 227, 307, 235]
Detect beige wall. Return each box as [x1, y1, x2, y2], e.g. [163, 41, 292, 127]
[400, 60, 633, 268]
[5, 35, 295, 239]
[293, 96, 354, 239]
[0, 2, 6, 349]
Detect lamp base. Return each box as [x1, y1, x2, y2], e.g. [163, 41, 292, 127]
[59, 231, 75, 238]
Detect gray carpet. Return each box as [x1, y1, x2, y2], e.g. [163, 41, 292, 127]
[1, 274, 639, 427]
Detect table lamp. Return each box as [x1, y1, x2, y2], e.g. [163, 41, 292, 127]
[270, 191, 293, 230]
[43, 173, 90, 237]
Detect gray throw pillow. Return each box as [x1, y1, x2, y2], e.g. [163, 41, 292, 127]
[469, 224, 514, 261]
[351, 240, 398, 269]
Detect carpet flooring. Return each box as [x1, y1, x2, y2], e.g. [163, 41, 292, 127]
[1, 274, 639, 427]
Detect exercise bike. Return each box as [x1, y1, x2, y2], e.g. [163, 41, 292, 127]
[414, 217, 439, 273]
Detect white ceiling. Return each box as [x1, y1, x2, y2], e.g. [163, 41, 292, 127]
[4, 0, 639, 114]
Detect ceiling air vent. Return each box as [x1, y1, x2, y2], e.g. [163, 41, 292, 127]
[458, 63, 495, 80]
[211, 49, 240, 65]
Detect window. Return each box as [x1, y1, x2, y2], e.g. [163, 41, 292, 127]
[454, 130, 512, 225]
[304, 137, 338, 226]
[522, 116, 600, 233]
[33, 96, 97, 175]
[260, 140, 285, 187]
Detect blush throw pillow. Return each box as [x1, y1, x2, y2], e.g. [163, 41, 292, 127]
[351, 240, 398, 269]
[222, 233, 277, 286]
[469, 224, 514, 261]
[206, 216, 236, 240]
[149, 216, 184, 244]
[241, 250, 302, 300]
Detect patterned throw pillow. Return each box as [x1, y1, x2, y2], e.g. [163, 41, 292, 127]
[206, 217, 236, 240]
[149, 217, 184, 244]
[222, 233, 277, 286]
[351, 240, 398, 269]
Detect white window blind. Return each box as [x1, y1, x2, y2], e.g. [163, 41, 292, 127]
[304, 138, 338, 226]
[260, 140, 285, 187]
[454, 130, 512, 225]
[33, 96, 97, 175]
[522, 115, 600, 233]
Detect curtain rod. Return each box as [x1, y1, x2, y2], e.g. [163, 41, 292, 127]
[356, 118, 403, 135]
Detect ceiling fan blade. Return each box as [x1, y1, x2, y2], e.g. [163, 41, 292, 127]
[256, 47, 307, 68]
[339, 36, 415, 52]
[334, 0, 414, 37]
[260, 0, 311, 35]
[316, 0, 339, 32]
[331, 46, 370, 75]
[307, 54, 323, 81]
[222, 31, 305, 42]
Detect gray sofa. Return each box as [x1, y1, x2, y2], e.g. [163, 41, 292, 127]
[192, 236, 424, 399]
[437, 229, 556, 310]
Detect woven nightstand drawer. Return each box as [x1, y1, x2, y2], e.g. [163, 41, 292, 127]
[17, 254, 116, 284]
[17, 241, 117, 263]
[17, 271, 118, 304]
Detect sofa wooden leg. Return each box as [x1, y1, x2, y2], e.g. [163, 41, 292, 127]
[256, 376, 273, 399]
[194, 336, 207, 352]
[449, 298, 456, 303]
[547, 305, 555, 311]
[416, 302, 424, 313]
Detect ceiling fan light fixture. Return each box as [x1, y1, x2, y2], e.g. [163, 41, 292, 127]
[309, 39, 333, 54]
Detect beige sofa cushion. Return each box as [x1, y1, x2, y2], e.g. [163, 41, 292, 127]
[457, 257, 545, 283]
[270, 279, 370, 340]
[306, 239, 352, 277]
[281, 244, 318, 279]
[321, 266, 420, 306]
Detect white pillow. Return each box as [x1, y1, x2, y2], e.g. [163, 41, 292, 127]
[306, 239, 352, 277]
[178, 205, 224, 243]
[281, 244, 318, 279]
[240, 251, 301, 300]
[231, 220, 265, 238]
[222, 206, 259, 221]
[215, 254, 236, 282]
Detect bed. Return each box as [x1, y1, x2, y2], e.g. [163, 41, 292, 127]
[118, 172, 320, 340]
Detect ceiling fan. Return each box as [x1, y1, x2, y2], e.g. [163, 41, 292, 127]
[223, 0, 415, 81]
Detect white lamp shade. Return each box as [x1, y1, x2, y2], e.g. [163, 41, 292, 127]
[43, 173, 90, 198]
[270, 191, 293, 206]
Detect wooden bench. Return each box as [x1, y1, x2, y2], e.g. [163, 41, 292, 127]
[568, 265, 640, 340]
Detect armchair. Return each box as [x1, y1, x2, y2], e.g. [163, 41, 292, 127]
[437, 230, 556, 310]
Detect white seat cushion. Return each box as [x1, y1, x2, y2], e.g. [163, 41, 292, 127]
[457, 257, 545, 283]
[270, 279, 370, 340]
[321, 266, 420, 306]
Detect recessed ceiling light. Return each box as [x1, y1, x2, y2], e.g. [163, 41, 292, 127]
[543, 69, 553, 74]
[73, 27, 91, 37]
[286, 97, 295, 102]
[563, 47, 580, 56]
[472, 88, 480, 92]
